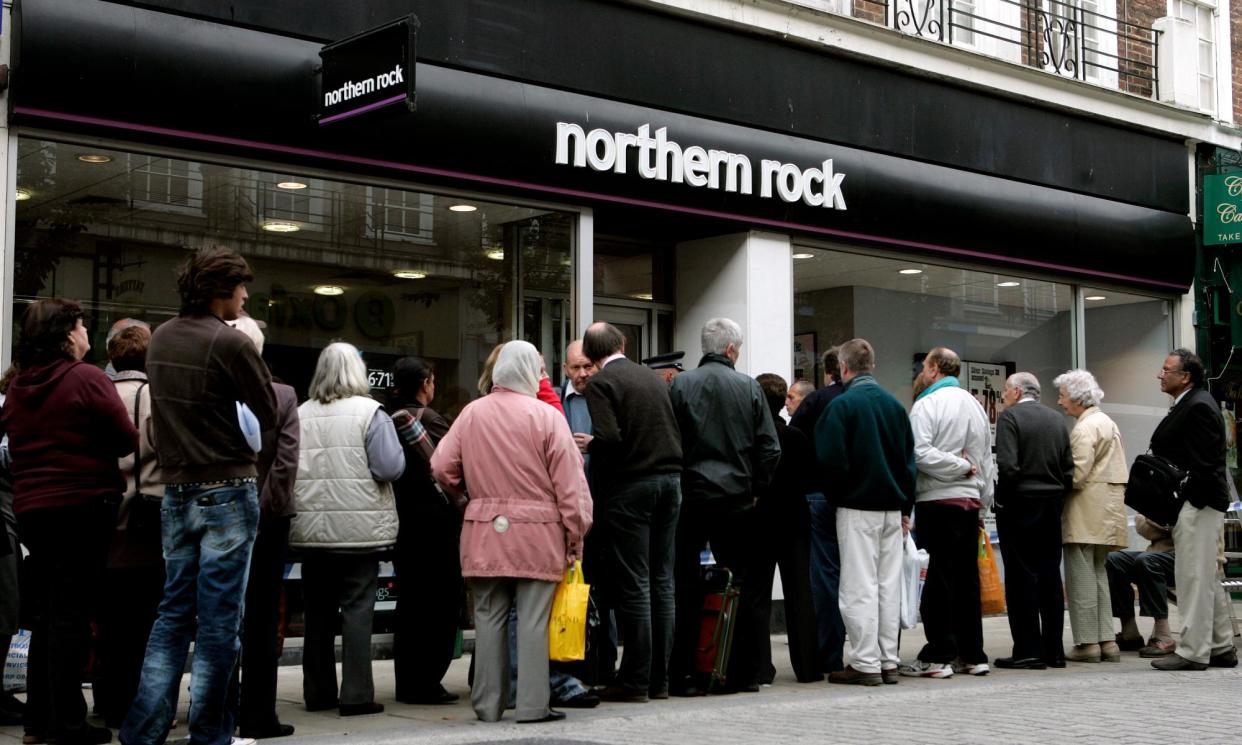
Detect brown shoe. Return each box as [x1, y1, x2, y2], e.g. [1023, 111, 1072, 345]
[880, 667, 899, 685]
[1139, 637, 1176, 658]
[828, 665, 883, 686]
[1152, 653, 1208, 671]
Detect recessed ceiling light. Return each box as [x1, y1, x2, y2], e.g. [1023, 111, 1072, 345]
[14, 188, 31, 201]
[261, 220, 300, 233]
[997, 281, 1021, 287]
[485, 249, 505, 261]
[449, 204, 478, 212]
[76, 153, 113, 164]
[898, 268, 923, 275]
[276, 181, 308, 190]
[313, 285, 344, 296]
[632, 292, 654, 301]
[392, 270, 427, 280]
[1085, 295, 1107, 301]
[792, 252, 815, 260]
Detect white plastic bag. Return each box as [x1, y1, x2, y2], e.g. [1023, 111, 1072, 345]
[900, 532, 929, 630]
[4, 629, 30, 692]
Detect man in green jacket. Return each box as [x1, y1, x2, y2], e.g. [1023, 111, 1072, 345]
[815, 338, 916, 686]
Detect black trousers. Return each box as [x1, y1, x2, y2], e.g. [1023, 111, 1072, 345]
[393, 502, 462, 700]
[669, 499, 763, 691]
[752, 499, 821, 683]
[95, 563, 164, 728]
[16, 503, 112, 740]
[234, 516, 291, 733]
[996, 496, 1066, 663]
[914, 502, 986, 665]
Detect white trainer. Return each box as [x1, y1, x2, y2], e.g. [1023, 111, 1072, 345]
[898, 660, 955, 678]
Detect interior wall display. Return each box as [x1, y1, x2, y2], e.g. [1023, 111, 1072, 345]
[793, 332, 817, 383]
[962, 361, 1014, 434]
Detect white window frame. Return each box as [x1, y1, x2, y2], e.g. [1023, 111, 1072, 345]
[1041, 0, 1119, 88]
[1169, 0, 1218, 113]
[949, 0, 1023, 63]
[129, 155, 204, 217]
[364, 187, 435, 244]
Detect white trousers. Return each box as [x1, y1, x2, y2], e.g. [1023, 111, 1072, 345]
[836, 507, 903, 674]
[1171, 501, 1235, 663]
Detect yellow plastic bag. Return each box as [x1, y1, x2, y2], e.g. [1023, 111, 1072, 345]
[548, 560, 591, 662]
[978, 528, 1007, 615]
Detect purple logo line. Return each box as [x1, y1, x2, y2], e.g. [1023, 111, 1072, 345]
[319, 94, 407, 126]
[13, 106, 1189, 293]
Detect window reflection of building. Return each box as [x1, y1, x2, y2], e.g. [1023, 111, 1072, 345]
[13, 138, 573, 421]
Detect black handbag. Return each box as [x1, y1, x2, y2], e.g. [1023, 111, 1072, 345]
[1124, 452, 1188, 528]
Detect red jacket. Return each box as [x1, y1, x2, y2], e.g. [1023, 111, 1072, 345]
[1, 358, 137, 515]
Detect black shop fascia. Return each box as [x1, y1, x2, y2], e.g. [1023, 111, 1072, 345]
[10, 0, 1194, 293]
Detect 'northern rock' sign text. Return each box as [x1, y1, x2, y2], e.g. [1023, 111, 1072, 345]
[554, 122, 846, 209]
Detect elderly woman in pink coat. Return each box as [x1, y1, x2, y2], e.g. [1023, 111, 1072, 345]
[431, 340, 592, 724]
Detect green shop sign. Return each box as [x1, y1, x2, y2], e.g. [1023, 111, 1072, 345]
[1204, 174, 1242, 245]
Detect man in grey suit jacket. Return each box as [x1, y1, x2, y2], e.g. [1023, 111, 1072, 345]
[994, 372, 1073, 670]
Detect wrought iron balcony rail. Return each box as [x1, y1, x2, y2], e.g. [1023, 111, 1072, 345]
[851, 0, 1160, 98]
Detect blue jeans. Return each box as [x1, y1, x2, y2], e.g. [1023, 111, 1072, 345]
[121, 480, 259, 745]
[806, 493, 845, 673]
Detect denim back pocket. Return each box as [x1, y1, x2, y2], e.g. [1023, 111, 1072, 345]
[197, 485, 259, 553]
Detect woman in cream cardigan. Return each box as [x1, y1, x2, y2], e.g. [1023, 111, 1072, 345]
[1055, 369, 1129, 663]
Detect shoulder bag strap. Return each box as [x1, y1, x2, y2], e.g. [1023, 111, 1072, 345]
[131, 382, 148, 501]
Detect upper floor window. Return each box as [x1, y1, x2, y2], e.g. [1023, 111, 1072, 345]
[1171, 0, 1216, 111]
[130, 156, 203, 215]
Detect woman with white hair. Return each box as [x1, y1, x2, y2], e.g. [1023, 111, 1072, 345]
[431, 340, 592, 724]
[1054, 368, 1129, 663]
[291, 342, 405, 716]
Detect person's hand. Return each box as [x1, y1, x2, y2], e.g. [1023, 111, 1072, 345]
[962, 450, 978, 477]
[573, 432, 593, 453]
[901, 515, 911, 535]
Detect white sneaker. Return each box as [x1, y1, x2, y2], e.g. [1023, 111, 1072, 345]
[952, 660, 990, 676]
[898, 660, 954, 678]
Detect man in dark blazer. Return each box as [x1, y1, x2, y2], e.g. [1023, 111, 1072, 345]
[583, 322, 683, 702]
[994, 371, 1073, 670]
[1149, 348, 1237, 671]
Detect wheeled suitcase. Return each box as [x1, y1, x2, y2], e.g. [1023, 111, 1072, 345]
[695, 566, 739, 691]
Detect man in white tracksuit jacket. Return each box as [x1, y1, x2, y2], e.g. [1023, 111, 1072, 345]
[900, 347, 995, 679]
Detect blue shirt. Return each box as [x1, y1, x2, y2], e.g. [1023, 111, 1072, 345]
[562, 382, 593, 470]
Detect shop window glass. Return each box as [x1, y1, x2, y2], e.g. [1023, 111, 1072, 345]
[13, 138, 574, 422]
[1082, 288, 1174, 469]
[791, 247, 1073, 417]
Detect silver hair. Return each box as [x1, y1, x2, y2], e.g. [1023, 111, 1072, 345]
[308, 342, 372, 404]
[229, 315, 265, 355]
[1007, 372, 1041, 400]
[1053, 369, 1104, 408]
[791, 380, 815, 396]
[702, 317, 743, 356]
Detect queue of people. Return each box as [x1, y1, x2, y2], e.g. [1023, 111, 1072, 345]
[0, 243, 1237, 745]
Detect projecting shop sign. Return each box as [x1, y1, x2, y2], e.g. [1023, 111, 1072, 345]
[318, 16, 418, 126]
[1204, 174, 1242, 245]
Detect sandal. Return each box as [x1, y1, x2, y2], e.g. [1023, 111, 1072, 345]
[1139, 637, 1176, 658]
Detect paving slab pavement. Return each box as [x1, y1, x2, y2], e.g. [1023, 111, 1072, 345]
[3, 610, 1241, 744]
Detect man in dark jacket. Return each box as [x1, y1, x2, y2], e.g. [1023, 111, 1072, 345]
[668, 318, 780, 695]
[753, 374, 821, 684]
[229, 314, 301, 738]
[122, 246, 277, 745]
[583, 323, 683, 702]
[815, 338, 916, 686]
[1149, 349, 1237, 671]
[993, 372, 1073, 670]
[789, 347, 848, 675]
